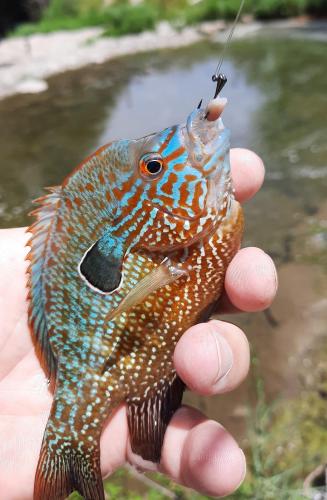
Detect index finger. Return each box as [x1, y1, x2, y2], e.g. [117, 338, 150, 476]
[230, 148, 265, 203]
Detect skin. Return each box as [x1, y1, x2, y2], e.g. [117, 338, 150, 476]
[0, 149, 277, 499]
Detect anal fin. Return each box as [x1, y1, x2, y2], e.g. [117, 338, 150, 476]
[127, 373, 185, 462]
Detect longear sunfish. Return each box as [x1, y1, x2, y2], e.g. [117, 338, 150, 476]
[27, 95, 243, 499]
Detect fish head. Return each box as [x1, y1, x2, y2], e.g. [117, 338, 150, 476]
[124, 96, 232, 251]
[66, 97, 234, 294]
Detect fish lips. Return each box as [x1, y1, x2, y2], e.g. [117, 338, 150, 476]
[183, 110, 230, 174]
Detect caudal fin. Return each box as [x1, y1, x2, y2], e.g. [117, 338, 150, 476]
[34, 438, 105, 500]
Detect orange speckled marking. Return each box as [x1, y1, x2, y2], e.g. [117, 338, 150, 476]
[65, 198, 73, 210]
[98, 172, 105, 185]
[158, 127, 176, 153]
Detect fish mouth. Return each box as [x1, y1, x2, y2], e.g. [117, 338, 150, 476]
[184, 109, 227, 169]
[185, 98, 231, 203]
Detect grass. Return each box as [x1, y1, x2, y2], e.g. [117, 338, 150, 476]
[10, 0, 327, 38]
[230, 352, 327, 499]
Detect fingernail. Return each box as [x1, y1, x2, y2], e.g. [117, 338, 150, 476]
[209, 324, 233, 389]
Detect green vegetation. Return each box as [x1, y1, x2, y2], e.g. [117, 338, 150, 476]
[232, 382, 326, 498]
[101, 3, 158, 37]
[184, 0, 253, 24]
[12, 3, 158, 37]
[11, 0, 327, 37]
[254, 0, 308, 19]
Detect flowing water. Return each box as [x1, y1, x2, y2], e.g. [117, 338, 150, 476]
[0, 27, 326, 444]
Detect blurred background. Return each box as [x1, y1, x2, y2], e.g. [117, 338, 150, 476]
[0, 1, 326, 499]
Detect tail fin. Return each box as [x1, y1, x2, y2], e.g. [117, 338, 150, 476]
[34, 435, 104, 500]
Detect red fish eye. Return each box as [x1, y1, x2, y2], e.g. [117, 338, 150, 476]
[140, 155, 163, 179]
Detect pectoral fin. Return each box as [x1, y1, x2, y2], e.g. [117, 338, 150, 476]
[106, 258, 188, 320]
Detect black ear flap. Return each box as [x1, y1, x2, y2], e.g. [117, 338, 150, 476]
[79, 240, 123, 294]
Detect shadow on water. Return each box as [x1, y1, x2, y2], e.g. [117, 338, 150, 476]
[0, 31, 326, 445]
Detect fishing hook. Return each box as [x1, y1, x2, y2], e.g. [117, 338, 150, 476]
[212, 73, 227, 99]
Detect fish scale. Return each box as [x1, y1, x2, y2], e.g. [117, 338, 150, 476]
[27, 99, 243, 499]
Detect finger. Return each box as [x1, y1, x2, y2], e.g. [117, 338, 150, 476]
[100, 404, 129, 478]
[230, 148, 265, 203]
[126, 406, 246, 497]
[223, 247, 278, 313]
[161, 406, 246, 497]
[0, 228, 33, 378]
[174, 320, 250, 396]
[0, 228, 29, 334]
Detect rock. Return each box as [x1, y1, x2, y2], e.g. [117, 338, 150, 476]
[304, 464, 327, 499]
[155, 21, 176, 38]
[16, 78, 48, 94]
[242, 14, 255, 24]
[198, 20, 226, 36]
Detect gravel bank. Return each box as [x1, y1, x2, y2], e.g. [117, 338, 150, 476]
[0, 23, 207, 100]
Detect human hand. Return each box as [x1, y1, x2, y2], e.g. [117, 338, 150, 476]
[0, 148, 277, 499]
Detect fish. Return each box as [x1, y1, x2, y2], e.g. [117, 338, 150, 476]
[26, 92, 244, 499]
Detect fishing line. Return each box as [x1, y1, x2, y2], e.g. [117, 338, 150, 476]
[211, 0, 246, 98]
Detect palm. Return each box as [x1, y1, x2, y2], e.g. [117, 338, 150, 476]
[0, 149, 277, 499]
[0, 229, 51, 498]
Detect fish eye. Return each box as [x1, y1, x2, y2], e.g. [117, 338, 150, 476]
[139, 154, 164, 179]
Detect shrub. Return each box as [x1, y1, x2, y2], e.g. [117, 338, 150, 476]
[43, 0, 103, 19]
[102, 4, 159, 37]
[43, 0, 80, 19]
[306, 0, 327, 14]
[254, 0, 308, 19]
[10, 0, 326, 37]
[11, 2, 159, 36]
[183, 0, 257, 25]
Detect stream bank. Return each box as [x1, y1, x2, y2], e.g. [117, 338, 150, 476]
[0, 16, 314, 101]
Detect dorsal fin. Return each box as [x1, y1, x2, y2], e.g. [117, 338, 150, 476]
[26, 186, 61, 380]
